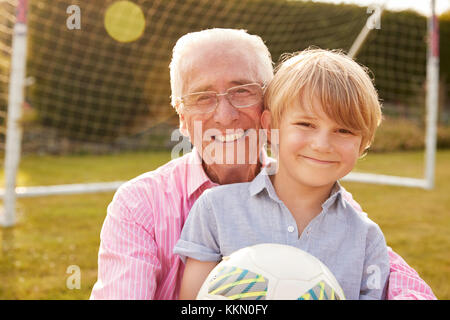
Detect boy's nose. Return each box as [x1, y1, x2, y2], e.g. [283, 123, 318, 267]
[213, 95, 239, 126]
[310, 131, 333, 153]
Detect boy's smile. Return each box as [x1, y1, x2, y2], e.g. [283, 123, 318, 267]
[299, 154, 339, 166]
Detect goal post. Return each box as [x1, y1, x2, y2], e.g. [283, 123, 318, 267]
[1, 0, 28, 226]
[342, 0, 440, 190]
[424, 0, 440, 189]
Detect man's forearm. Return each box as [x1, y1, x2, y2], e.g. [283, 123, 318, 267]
[386, 247, 436, 300]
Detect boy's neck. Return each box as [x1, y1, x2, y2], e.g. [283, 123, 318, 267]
[270, 173, 336, 234]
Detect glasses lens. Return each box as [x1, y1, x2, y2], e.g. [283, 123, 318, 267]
[183, 92, 216, 113]
[228, 84, 262, 108]
[181, 84, 262, 113]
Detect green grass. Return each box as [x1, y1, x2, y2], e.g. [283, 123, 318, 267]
[342, 151, 450, 300]
[0, 150, 449, 299]
[10, 151, 173, 186]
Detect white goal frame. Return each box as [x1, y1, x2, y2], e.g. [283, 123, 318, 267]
[0, 0, 440, 226]
[341, 0, 439, 190]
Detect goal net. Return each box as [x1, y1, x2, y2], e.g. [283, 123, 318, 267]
[0, 0, 443, 225]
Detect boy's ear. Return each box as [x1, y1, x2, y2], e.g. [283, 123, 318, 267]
[261, 110, 272, 131]
[261, 110, 279, 158]
[260, 110, 273, 144]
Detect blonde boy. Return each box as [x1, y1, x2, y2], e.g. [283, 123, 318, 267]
[173, 48, 389, 300]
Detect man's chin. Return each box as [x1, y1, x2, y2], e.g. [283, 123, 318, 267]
[202, 160, 261, 185]
[201, 155, 258, 167]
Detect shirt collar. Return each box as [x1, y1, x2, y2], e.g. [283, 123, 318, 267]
[187, 147, 274, 198]
[249, 165, 346, 210]
[321, 181, 346, 211]
[248, 163, 278, 199]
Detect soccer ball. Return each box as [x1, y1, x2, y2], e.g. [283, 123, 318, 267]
[196, 243, 345, 300]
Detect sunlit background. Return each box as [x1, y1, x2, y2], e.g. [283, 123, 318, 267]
[0, 0, 448, 299]
[315, 0, 449, 15]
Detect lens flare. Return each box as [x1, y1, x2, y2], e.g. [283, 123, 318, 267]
[104, 1, 145, 43]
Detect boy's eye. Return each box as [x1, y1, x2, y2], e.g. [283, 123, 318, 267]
[296, 122, 313, 127]
[337, 128, 353, 135]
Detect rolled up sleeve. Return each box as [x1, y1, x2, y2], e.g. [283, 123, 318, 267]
[173, 191, 221, 264]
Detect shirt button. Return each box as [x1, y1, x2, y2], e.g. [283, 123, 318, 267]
[287, 225, 295, 233]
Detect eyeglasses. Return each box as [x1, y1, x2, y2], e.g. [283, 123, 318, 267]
[180, 83, 264, 114]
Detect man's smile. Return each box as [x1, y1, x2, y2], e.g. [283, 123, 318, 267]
[212, 129, 250, 143]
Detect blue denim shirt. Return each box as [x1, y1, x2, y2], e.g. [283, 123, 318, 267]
[174, 167, 389, 300]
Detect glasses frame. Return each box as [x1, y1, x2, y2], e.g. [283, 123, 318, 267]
[180, 82, 265, 114]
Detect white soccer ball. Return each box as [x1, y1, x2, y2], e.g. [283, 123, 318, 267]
[196, 243, 345, 300]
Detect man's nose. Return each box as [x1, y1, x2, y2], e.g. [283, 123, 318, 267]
[213, 94, 239, 126]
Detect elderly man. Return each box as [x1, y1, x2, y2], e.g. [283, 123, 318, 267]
[91, 28, 435, 300]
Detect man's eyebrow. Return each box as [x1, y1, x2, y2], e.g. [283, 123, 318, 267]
[189, 85, 212, 93]
[230, 79, 255, 86]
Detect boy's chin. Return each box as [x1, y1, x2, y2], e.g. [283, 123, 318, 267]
[293, 175, 338, 189]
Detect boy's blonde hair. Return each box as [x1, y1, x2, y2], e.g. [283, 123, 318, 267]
[264, 48, 382, 155]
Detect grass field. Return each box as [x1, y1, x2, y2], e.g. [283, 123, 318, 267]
[0, 150, 449, 299]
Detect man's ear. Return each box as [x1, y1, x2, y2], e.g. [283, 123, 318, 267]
[178, 115, 188, 137]
[175, 101, 189, 137]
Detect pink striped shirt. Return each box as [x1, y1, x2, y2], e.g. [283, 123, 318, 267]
[90, 149, 436, 300]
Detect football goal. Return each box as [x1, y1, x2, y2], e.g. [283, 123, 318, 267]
[0, 0, 440, 226]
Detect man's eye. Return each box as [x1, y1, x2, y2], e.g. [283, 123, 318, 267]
[233, 88, 252, 96]
[194, 94, 214, 103]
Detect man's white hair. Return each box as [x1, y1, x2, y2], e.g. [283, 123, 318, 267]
[169, 28, 273, 109]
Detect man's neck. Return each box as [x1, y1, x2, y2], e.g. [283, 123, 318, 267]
[203, 162, 262, 185]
